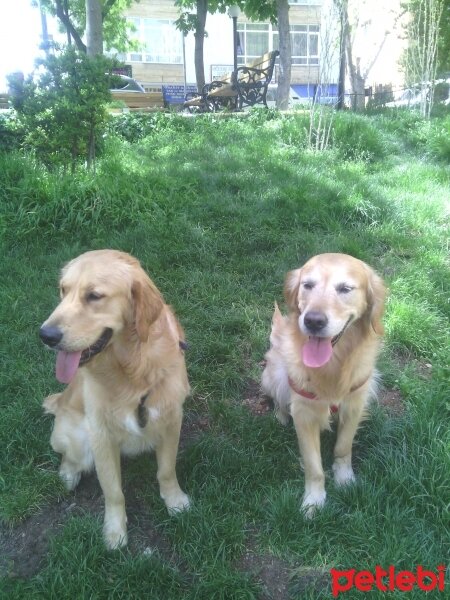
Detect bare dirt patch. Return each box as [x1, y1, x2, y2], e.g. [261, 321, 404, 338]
[289, 566, 330, 596]
[243, 378, 406, 419]
[242, 378, 273, 416]
[0, 412, 208, 580]
[377, 387, 405, 416]
[239, 550, 291, 599]
[0, 473, 102, 579]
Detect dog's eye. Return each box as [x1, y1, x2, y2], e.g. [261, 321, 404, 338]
[86, 291, 104, 302]
[337, 284, 354, 294]
[302, 282, 315, 290]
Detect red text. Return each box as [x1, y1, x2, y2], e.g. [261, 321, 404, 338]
[330, 565, 446, 597]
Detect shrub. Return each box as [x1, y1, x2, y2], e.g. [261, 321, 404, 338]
[107, 111, 195, 142]
[0, 112, 25, 152]
[427, 115, 450, 162]
[9, 48, 118, 170]
[331, 112, 388, 161]
[380, 110, 431, 151]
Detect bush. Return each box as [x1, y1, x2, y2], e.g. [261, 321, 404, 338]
[331, 112, 388, 161]
[107, 111, 195, 142]
[434, 81, 449, 103]
[427, 115, 450, 162]
[9, 48, 118, 170]
[0, 112, 25, 152]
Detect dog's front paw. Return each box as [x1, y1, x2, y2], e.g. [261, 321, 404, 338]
[332, 459, 356, 487]
[59, 463, 81, 491]
[164, 491, 190, 515]
[104, 522, 128, 550]
[301, 489, 326, 518]
[103, 509, 128, 550]
[275, 407, 290, 426]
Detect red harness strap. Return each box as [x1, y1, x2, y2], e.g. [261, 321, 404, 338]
[288, 375, 370, 414]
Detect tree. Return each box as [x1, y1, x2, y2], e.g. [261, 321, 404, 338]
[336, 0, 408, 111]
[176, 1, 242, 92]
[176, 1, 294, 108]
[402, 0, 444, 116]
[243, 0, 294, 109]
[275, 0, 291, 110]
[176, 0, 209, 91]
[9, 48, 117, 170]
[437, 0, 450, 74]
[86, 0, 103, 56]
[40, 0, 136, 54]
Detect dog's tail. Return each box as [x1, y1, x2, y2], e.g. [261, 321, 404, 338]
[262, 303, 291, 425]
[269, 302, 285, 349]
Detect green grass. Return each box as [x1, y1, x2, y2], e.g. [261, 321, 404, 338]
[0, 109, 449, 599]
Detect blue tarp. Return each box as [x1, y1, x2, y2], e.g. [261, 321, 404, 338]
[291, 83, 338, 99]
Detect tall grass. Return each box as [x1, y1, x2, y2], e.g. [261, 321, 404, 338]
[0, 109, 448, 598]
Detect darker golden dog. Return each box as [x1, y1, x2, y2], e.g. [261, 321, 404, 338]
[262, 253, 386, 515]
[40, 250, 190, 548]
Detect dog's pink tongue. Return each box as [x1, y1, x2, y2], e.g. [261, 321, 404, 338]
[56, 350, 82, 384]
[303, 337, 333, 368]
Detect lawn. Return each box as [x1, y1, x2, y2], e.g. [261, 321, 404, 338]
[0, 109, 449, 599]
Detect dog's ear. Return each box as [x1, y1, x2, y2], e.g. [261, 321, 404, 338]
[132, 275, 164, 342]
[284, 268, 302, 310]
[366, 268, 386, 335]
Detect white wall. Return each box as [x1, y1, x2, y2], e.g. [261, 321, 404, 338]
[184, 12, 236, 84]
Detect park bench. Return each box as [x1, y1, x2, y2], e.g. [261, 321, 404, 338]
[184, 50, 279, 112]
[0, 93, 10, 109]
[110, 91, 165, 111]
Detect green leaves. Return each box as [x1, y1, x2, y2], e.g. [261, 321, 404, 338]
[10, 48, 118, 169]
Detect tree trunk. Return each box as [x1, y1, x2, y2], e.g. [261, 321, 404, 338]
[336, 0, 347, 110]
[85, 0, 103, 56]
[276, 0, 291, 110]
[346, 50, 365, 110]
[194, 0, 208, 91]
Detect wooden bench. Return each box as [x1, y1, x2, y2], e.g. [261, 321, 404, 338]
[111, 91, 165, 111]
[184, 50, 279, 112]
[0, 93, 10, 109]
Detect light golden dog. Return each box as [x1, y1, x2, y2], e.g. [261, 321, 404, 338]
[40, 250, 190, 549]
[262, 253, 386, 516]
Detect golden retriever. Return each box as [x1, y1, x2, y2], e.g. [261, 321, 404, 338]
[261, 253, 386, 516]
[40, 250, 190, 549]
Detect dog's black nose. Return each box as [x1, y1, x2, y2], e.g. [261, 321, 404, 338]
[304, 311, 328, 334]
[39, 325, 63, 347]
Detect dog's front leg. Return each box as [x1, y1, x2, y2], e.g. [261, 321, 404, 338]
[332, 395, 365, 487]
[291, 401, 327, 517]
[90, 427, 127, 549]
[84, 380, 127, 549]
[155, 410, 190, 514]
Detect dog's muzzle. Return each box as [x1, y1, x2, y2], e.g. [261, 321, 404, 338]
[39, 325, 113, 365]
[79, 328, 113, 366]
[39, 325, 63, 348]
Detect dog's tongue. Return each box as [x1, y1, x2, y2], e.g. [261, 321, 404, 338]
[303, 337, 333, 368]
[56, 350, 82, 384]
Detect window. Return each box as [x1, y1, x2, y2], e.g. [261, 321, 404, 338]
[238, 22, 319, 66]
[237, 23, 269, 64]
[123, 18, 182, 64]
[291, 25, 319, 65]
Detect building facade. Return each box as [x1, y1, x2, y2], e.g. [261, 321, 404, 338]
[117, 0, 340, 99]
